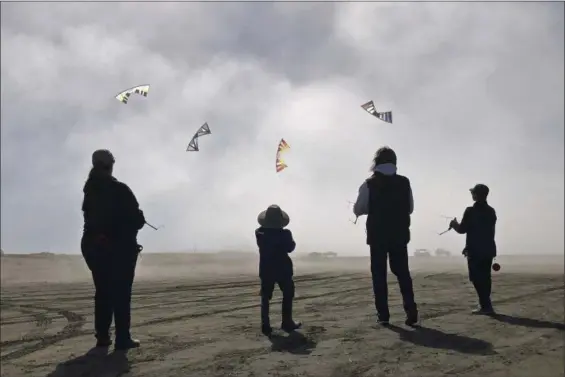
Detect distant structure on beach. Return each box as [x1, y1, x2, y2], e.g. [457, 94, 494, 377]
[414, 249, 432, 257]
[435, 248, 452, 257]
[307, 251, 338, 259]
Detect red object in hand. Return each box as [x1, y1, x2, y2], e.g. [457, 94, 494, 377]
[492, 262, 501, 272]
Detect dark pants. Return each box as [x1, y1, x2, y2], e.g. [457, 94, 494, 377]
[370, 244, 417, 320]
[260, 278, 295, 326]
[81, 235, 138, 343]
[467, 255, 493, 309]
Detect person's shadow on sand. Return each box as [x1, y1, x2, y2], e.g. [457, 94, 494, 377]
[384, 324, 496, 355]
[45, 346, 130, 377]
[268, 331, 317, 355]
[490, 314, 565, 331]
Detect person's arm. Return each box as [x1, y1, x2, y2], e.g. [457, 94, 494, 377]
[283, 229, 296, 254]
[408, 181, 414, 215]
[255, 228, 264, 249]
[353, 181, 369, 217]
[117, 182, 145, 231]
[452, 208, 471, 234]
[492, 210, 497, 257]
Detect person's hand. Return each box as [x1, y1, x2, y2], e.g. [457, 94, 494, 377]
[449, 218, 458, 229]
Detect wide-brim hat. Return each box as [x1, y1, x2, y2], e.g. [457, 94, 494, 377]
[257, 205, 290, 228]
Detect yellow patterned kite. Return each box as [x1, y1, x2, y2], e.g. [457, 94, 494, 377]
[276, 138, 290, 173]
[115, 84, 150, 104]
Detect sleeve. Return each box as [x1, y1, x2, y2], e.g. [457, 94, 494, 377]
[492, 209, 497, 256]
[353, 181, 370, 217]
[117, 182, 145, 231]
[255, 228, 263, 248]
[455, 207, 471, 234]
[283, 229, 296, 253]
[408, 180, 414, 215]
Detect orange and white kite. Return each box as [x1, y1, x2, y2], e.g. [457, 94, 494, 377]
[275, 138, 290, 173]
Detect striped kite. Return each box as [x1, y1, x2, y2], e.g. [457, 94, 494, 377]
[361, 100, 392, 124]
[276, 139, 290, 173]
[186, 122, 211, 152]
[115, 84, 150, 104]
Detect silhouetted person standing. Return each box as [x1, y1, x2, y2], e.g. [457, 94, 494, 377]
[255, 204, 301, 337]
[353, 146, 418, 326]
[81, 149, 145, 350]
[450, 184, 497, 315]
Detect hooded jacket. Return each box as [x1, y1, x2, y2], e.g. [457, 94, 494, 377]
[353, 163, 414, 246]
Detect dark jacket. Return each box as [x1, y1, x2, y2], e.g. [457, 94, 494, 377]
[82, 169, 145, 247]
[255, 227, 296, 280]
[454, 201, 497, 257]
[366, 172, 412, 246]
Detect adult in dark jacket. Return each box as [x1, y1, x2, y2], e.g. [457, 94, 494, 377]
[255, 204, 301, 337]
[353, 146, 418, 326]
[81, 149, 146, 350]
[450, 184, 497, 315]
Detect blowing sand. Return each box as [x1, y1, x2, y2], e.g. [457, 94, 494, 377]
[1, 253, 563, 377]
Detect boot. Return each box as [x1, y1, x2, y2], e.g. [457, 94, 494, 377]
[115, 338, 140, 350]
[472, 305, 495, 315]
[376, 314, 390, 326]
[374, 299, 390, 325]
[405, 308, 419, 326]
[281, 296, 302, 332]
[95, 333, 112, 347]
[404, 303, 419, 326]
[473, 283, 495, 315]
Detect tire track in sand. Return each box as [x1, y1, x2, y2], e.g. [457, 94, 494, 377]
[1, 303, 85, 362]
[1, 276, 560, 364]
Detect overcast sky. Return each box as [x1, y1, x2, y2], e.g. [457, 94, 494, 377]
[1, 2, 563, 255]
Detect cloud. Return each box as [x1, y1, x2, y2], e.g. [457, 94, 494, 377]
[1, 2, 563, 255]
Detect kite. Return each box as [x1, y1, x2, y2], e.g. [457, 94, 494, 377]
[276, 138, 290, 173]
[186, 122, 211, 151]
[361, 100, 392, 123]
[115, 84, 150, 104]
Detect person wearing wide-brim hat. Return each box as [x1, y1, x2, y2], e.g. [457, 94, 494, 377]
[81, 149, 146, 350]
[450, 183, 498, 315]
[255, 205, 301, 336]
[257, 204, 290, 228]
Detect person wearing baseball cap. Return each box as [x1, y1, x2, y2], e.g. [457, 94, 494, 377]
[81, 149, 146, 350]
[91, 148, 116, 169]
[450, 183, 497, 315]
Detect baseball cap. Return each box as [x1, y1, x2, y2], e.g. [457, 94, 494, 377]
[470, 183, 489, 197]
[92, 149, 115, 167]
